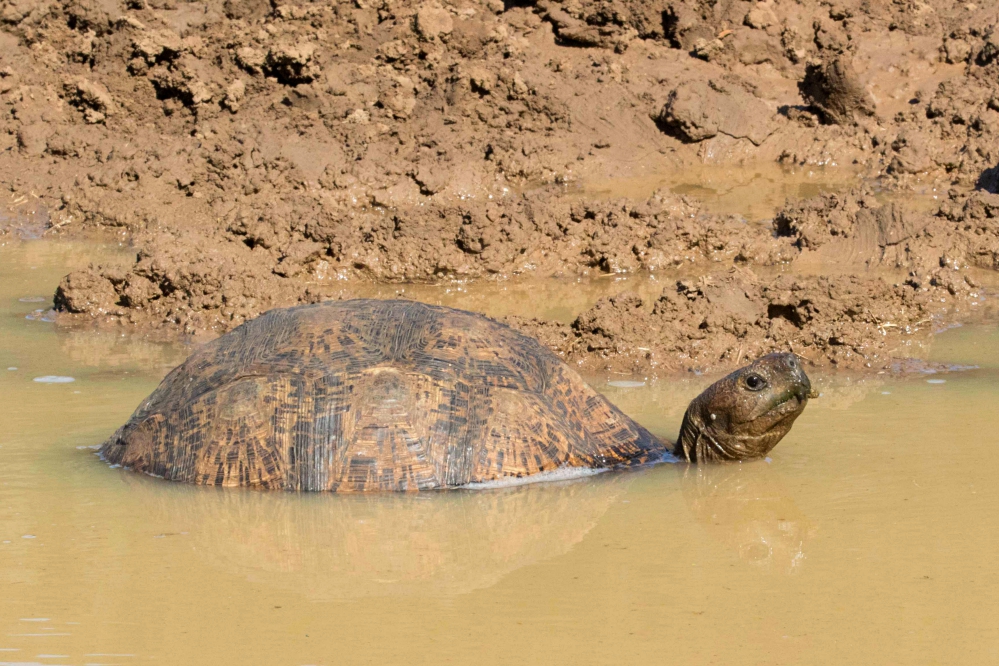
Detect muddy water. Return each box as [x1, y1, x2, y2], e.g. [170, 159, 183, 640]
[576, 163, 945, 221]
[576, 163, 861, 220]
[2, 241, 999, 665]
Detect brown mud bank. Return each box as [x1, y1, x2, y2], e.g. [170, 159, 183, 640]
[2, 0, 999, 374]
[49, 187, 999, 375]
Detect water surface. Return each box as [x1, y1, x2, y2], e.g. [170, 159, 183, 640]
[1, 241, 998, 664]
[576, 162, 945, 221]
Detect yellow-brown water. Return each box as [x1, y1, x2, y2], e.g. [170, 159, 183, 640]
[576, 162, 946, 221]
[2, 240, 999, 664]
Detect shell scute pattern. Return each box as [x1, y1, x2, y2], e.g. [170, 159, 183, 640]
[100, 300, 667, 491]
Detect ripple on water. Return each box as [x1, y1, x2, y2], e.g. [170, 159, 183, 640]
[462, 466, 610, 489]
[32, 376, 75, 384]
[24, 309, 56, 322]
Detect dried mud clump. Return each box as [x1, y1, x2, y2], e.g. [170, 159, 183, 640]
[655, 79, 779, 145]
[774, 188, 999, 280]
[798, 56, 875, 126]
[54, 238, 304, 334]
[938, 190, 999, 271]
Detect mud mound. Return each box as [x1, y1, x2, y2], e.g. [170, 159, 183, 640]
[776, 188, 999, 277]
[507, 269, 973, 374]
[53, 188, 800, 332]
[50, 185, 999, 371]
[0, 0, 998, 374]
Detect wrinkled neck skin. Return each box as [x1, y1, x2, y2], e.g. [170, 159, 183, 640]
[675, 408, 729, 463]
[673, 405, 785, 463]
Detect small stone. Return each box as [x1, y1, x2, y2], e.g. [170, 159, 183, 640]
[65, 78, 116, 124]
[512, 73, 529, 96]
[265, 43, 317, 84]
[187, 79, 213, 105]
[133, 29, 183, 63]
[54, 269, 120, 315]
[978, 27, 998, 65]
[0, 68, 17, 94]
[889, 131, 931, 174]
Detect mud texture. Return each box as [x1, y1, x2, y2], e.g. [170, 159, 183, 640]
[506, 268, 966, 374]
[1, 0, 999, 373]
[510, 188, 999, 373]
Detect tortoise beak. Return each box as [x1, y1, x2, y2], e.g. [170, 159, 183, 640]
[794, 378, 813, 403]
[787, 354, 812, 402]
[771, 352, 813, 404]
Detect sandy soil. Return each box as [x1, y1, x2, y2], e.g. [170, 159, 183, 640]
[2, 0, 998, 373]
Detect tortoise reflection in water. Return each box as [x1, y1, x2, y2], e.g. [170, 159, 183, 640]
[100, 300, 814, 491]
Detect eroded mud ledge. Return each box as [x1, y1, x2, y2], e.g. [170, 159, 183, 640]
[2, 0, 999, 374]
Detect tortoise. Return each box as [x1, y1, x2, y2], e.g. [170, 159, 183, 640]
[100, 299, 813, 491]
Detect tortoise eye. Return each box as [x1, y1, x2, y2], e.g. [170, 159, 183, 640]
[744, 374, 766, 391]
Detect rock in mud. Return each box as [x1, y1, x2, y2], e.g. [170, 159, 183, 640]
[264, 43, 318, 85]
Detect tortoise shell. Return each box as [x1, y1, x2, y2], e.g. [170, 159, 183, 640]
[101, 299, 668, 491]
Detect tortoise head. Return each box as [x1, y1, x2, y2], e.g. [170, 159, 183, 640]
[675, 353, 813, 462]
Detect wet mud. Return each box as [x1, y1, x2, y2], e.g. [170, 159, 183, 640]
[2, 0, 999, 373]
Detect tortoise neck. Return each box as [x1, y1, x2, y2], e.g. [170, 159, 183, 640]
[674, 407, 699, 462]
[673, 406, 729, 463]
